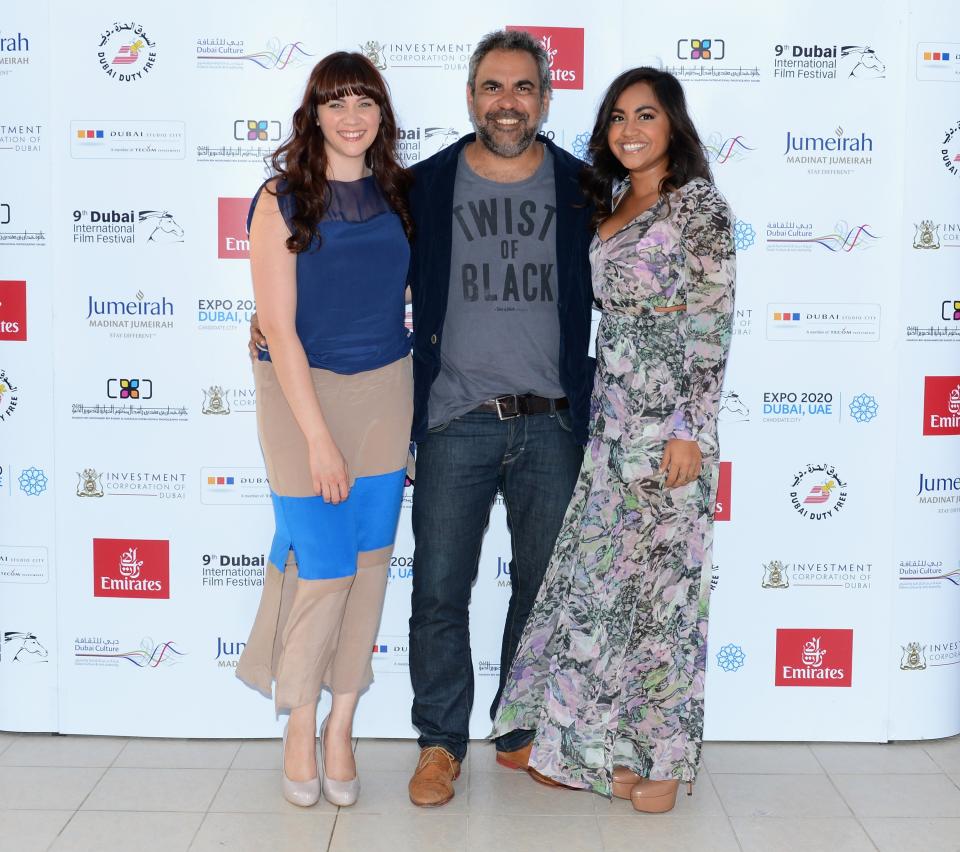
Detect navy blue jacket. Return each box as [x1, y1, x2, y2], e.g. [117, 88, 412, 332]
[408, 133, 595, 444]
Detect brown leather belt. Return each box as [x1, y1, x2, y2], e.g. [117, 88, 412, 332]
[473, 393, 569, 420]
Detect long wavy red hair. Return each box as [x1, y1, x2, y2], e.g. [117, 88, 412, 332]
[269, 52, 413, 252]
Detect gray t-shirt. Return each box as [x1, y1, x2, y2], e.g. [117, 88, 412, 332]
[428, 148, 563, 428]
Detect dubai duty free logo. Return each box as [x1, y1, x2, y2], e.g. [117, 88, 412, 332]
[96, 21, 156, 82]
[942, 119, 960, 178]
[789, 463, 848, 520]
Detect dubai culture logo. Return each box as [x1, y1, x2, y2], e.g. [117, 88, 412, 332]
[790, 463, 848, 520]
[704, 133, 754, 164]
[97, 21, 156, 82]
[196, 37, 313, 71]
[766, 219, 878, 252]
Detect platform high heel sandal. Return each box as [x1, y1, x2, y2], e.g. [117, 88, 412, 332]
[612, 766, 644, 799]
[281, 722, 320, 807]
[629, 778, 694, 814]
[319, 717, 360, 807]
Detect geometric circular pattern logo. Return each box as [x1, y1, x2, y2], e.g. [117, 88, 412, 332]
[848, 393, 879, 422]
[17, 466, 48, 496]
[789, 463, 848, 519]
[97, 22, 157, 82]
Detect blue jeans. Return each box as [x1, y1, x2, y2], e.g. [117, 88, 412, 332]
[409, 407, 584, 761]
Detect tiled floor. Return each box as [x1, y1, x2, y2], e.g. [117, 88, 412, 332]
[1, 732, 959, 851]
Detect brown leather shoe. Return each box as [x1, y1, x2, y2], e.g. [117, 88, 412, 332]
[408, 746, 461, 807]
[630, 779, 687, 813]
[495, 742, 532, 771]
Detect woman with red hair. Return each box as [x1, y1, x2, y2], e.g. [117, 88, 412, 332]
[235, 52, 413, 809]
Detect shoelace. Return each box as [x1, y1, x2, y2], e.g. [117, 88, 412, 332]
[417, 745, 457, 773]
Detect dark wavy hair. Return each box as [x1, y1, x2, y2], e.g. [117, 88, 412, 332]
[581, 67, 712, 230]
[268, 52, 413, 252]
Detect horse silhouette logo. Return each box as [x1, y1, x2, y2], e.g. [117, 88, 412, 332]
[2, 632, 49, 663]
[719, 391, 750, 422]
[841, 45, 886, 79]
[138, 210, 184, 243]
[900, 642, 926, 671]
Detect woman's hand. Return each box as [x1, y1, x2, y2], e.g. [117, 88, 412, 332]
[308, 436, 350, 504]
[659, 439, 702, 488]
[248, 311, 268, 360]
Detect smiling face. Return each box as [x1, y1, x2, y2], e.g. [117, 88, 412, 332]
[606, 81, 671, 182]
[315, 92, 381, 177]
[467, 48, 549, 158]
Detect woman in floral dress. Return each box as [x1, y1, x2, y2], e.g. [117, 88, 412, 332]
[493, 67, 735, 813]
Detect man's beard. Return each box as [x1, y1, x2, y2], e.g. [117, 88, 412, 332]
[472, 109, 542, 158]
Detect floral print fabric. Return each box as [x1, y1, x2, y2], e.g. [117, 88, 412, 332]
[492, 178, 735, 794]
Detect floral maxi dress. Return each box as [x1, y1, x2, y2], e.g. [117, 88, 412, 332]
[492, 178, 735, 794]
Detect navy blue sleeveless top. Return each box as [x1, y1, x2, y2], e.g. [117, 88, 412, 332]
[249, 177, 411, 375]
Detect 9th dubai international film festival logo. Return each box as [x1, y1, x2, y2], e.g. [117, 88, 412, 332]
[941, 119, 960, 178]
[96, 22, 156, 82]
[789, 463, 848, 520]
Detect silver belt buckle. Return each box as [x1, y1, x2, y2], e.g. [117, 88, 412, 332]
[494, 395, 521, 420]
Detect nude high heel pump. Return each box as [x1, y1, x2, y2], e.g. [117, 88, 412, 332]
[629, 778, 693, 814]
[319, 717, 360, 807]
[612, 765, 644, 800]
[282, 722, 320, 807]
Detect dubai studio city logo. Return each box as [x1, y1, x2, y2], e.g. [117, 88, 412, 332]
[96, 22, 156, 82]
[941, 119, 960, 178]
[196, 36, 314, 71]
[790, 463, 848, 520]
[704, 133, 754, 165]
[70, 121, 185, 160]
[775, 629, 853, 686]
[93, 537, 169, 599]
[772, 43, 886, 80]
[917, 43, 960, 82]
[505, 26, 584, 90]
[74, 635, 185, 669]
[0, 545, 49, 584]
[923, 376, 960, 436]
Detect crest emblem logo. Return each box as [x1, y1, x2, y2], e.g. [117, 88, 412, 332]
[900, 642, 927, 670]
[913, 220, 941, 249]
[359, 41, 387, 70]
[202, 385, 230, 415]
[77, 468, 104, 498]
[762, 560, 789, 589]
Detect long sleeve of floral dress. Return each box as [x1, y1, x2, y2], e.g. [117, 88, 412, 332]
[667, 184, 736, 458]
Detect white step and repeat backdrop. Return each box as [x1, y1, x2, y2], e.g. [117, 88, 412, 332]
[1, 0, 958, 741]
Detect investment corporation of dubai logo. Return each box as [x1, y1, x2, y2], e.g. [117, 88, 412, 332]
[0, 123, 42, 155]
[0, 368, 19, 421]
[899, 639, 960, 670]
[96, 22, 156, 82]
[75, 468, 187, 500]
[714, 461, 732, 521]
[0, 632, 47, 664]
[922, 376, 960, 436]
[218, 198, 251, 259]
[0, 280, 26, 341]
[789, 463, 848, 520]
[762, 559, 872, 592]
[201, 384, 256, 415]
[775, 629, 853, 686]
[505, 26, 584, 90]
[772, 43, 886, 80]
[196, 37, 313, 71]
[93, 537, 169, 599]
[715, 643, 745, 672]
[910, 219, 960, 249]
[357, 39, 472, 72]
[74, 635, 185, 668]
